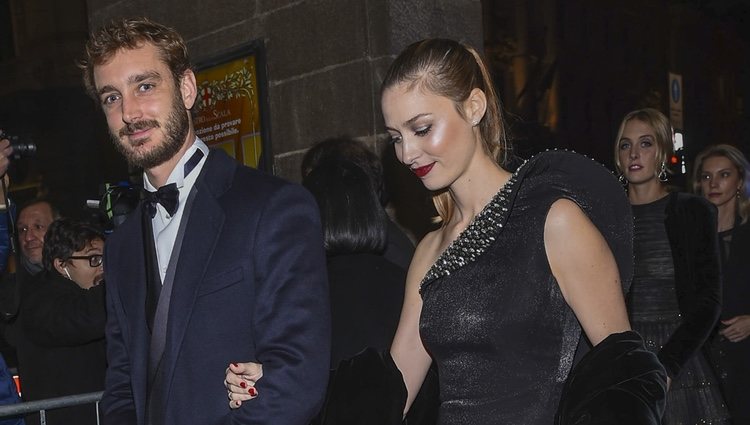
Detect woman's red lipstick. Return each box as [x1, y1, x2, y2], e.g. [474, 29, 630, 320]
[412, 163, 435, 178]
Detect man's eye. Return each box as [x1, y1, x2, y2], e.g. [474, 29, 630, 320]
[102, 94, 119, 105]
[139, 83, 154, 92]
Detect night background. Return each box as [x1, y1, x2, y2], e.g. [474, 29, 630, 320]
[1, 0, 749, 237]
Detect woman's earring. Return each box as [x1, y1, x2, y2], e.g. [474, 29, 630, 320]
[618, 174, 628, 185]
[658, 162, 668, 182]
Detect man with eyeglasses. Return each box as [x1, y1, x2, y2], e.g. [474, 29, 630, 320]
[13, 218, 107, 425]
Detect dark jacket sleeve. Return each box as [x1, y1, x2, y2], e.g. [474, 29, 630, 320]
[226, 183, 331, 425]
[315, 348, 407, 425]
[100, 268, 137, 425]
[556, 331, 667, 425]
[660, 194, 722, 378]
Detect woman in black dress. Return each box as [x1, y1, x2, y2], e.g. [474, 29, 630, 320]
[226, 40, 666, 425]
[693, 144, 750, 423]
[614, 108, 729, 424]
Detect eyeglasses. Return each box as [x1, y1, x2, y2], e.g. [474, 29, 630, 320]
[68, 254, 103, 268]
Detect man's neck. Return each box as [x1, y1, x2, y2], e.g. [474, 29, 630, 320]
[146, 131, 196, 188]
[20, 255, 44, 276]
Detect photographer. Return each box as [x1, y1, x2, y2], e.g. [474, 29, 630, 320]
[0, 131, 54, 371]
[0, 134, 17, 371]
[0, 135, 12, 273]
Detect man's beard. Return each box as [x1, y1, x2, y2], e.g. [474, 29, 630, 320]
[110, 90, 190, 170]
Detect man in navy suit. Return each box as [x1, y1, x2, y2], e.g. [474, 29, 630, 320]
[80, 17, 330, 424]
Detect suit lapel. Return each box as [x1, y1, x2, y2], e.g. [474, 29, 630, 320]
[155, 151, 230, 393]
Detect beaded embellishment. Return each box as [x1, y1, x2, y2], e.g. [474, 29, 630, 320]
[420, 167, 524, 292]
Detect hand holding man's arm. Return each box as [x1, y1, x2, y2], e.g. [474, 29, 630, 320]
[229, 184, 330, 425]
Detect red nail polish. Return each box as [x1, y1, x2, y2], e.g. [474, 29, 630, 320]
[248, 387, 257, 396]
[232, 363, 238, 367]
[240, 381, 247, 389]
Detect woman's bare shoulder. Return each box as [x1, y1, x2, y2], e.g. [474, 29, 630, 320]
[405, 228, 445, 287]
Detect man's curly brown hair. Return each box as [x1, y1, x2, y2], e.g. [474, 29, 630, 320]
[79, 17, 192, 102]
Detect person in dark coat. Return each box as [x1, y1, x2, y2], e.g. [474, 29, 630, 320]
[615, 108, 728, 424]
[82, 18, 329, 425]
[693, 144, 750, 423]
[303, 159, 406, 367]
[16, 219, 106, 425]
[0, 199, 60, 370]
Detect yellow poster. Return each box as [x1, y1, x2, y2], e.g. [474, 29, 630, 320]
[194, 55, 263, 168]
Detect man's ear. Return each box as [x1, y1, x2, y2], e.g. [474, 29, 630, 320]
[180, 69, 198, 109]
[464, 87, 487, 125]
[53, 258, 66, 276]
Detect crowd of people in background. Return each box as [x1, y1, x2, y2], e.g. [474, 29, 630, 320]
[0, 16, 746, 425]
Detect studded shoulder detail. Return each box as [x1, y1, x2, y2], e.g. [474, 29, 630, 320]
[420, 166, 525, 292]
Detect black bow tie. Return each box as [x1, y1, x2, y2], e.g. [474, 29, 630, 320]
[142, 149, 205, 219]
[143, 183, 179, 218]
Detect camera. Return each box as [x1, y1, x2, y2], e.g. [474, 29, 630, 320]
[0, 130, 37, 159]
[87, 181, 141, 232]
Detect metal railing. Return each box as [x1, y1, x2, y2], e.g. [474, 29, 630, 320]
[0, 391, 103, 424]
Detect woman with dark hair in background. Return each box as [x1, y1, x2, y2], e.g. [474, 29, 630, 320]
[693, 144, 750, 423]
[300, 137, 415, 271]
[15, 219, 106, 425]
[614, 108, 729, 424]
[304, 144, 437, 425]
[302, 159, 406, 367]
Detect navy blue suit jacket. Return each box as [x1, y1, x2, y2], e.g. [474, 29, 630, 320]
[101, 149, 331, 424]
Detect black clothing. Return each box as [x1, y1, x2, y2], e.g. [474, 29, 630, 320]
[628, 193, 728, 424]
[709, 217, 750, 422]
[16, 271, 106, 425]
[383, 220, 414, 271]
[660, 192, 723, 378]
[314, 151, 666, 425]
[555, 331, 666, 425]
[419, 151, 635, 424]
[0, 263, 41, 369]
[327, 253, 405, 367]
[320, 331, 666, 425]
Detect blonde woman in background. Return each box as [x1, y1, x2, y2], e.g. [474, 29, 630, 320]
[615, 108, 729, 424]
[693, 144, 750, 423]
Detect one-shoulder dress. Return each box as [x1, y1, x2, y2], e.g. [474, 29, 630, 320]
[418, 151, 634, 424]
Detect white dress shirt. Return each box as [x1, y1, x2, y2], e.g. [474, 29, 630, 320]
[143, 138, 209, 283]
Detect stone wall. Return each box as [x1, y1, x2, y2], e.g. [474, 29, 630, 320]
[86, 0, 482, 184]
[86, 0, 481, 238]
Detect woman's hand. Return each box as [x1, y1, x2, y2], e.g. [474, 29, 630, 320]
[225, 361, 263, 409]
[720, 315, 750, 342]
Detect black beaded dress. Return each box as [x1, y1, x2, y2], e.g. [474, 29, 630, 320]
[628, 195, 730, 424]
[418, 151, 634, 425]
